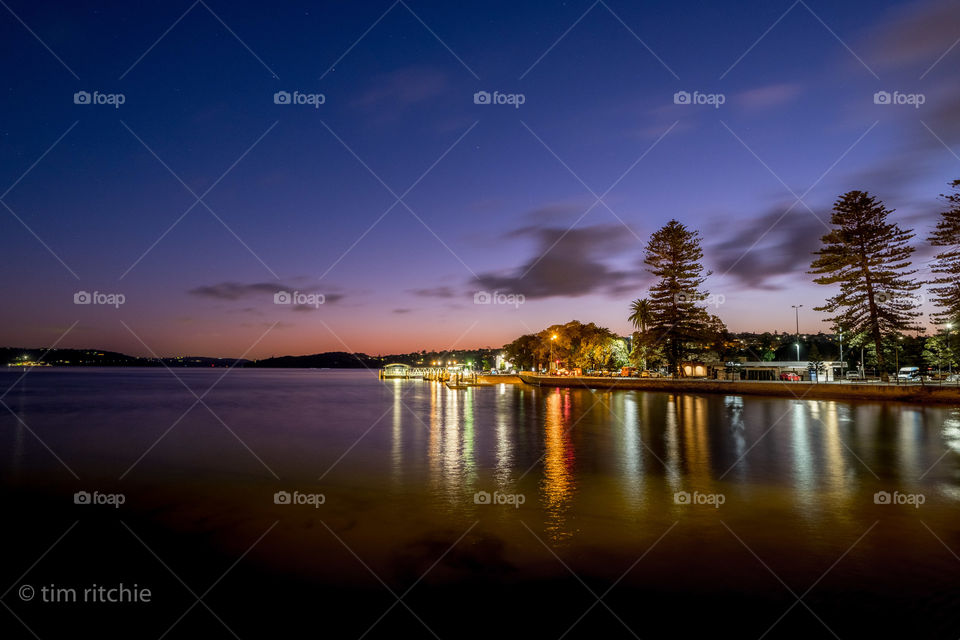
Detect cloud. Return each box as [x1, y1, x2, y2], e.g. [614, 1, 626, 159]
[707, 205, 827, 290]
[290, 293, 345, 311]
[736, 83, 802, 110]
[861, 0, 960, 72]
[393, 308, 412, 314]
[473, 224, 647, 299]
[409, 286, 456, 298]
[188, 282, 343, 309]
[188, 282, 283, 300]
[836, 1, 960, 207]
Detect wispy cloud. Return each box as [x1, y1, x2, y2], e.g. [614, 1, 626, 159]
[473, 223, 647, 299]
[409, 286, 456, 298]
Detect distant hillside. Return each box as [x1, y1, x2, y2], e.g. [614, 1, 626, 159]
[1, 348, 249, 368]
[2, 346, 503, 369]
[250, 352, 382, 368]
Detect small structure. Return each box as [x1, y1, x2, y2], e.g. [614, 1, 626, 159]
[681, 361, 709, 378]
[714, 361, 841, 382]
[380, 363, 412, 379]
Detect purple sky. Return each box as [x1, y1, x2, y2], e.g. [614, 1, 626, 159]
[1, 0, 959, 357]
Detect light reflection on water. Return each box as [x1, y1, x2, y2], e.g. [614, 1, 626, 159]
[3, 369, 960, 576]
[541, 390, 575, 542]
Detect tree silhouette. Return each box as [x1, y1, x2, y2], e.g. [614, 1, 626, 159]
[928, 179, 960, 328]
[628, 298, 654, 369]
[810, 191, 922, 376]
[643, 220, 711, 376]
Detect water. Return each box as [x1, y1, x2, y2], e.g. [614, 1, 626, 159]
[2, 368, 959, 638]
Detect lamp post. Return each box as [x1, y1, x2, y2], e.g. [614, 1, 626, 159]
[792, 305, 803, 362]
[947, 323, 954, 375]
[838, 328, 844, 382]
[894, 335, 903, 384]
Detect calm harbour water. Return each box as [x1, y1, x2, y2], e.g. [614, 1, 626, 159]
[2, 368, 959, 638]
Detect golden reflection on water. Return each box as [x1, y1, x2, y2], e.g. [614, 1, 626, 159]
[423, 383, 478, 508]
[494, 384, 513, 488]
[679, 395, 711, 485]
[391, 379, 403, 483]
[406, 379, 956, 538]
[817, 402, 853, 500]
[541, 389, 575, 543]
[664, 396, 681, 491]
[617, 393, 644, 507]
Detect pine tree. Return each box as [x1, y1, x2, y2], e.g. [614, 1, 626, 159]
[643, 220, 711, 376]
[809, 191, 922, 376]
[928, 179, 960, 326]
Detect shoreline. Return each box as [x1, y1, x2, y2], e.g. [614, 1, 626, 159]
[514, 373, 960, 404]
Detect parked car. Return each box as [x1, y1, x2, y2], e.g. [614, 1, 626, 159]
[640, 370, 661, 378]
[897, 366, 920, 382]
[846, 371, 863, 380]
[779, 372, 801, 381]
[945, 374, 960, 383]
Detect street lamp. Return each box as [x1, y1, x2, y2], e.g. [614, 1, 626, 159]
[838, 328, 844, 381]
[894, 335, 904, 384]
[792, 305, 803, 361]
[947, 323, 954, 375]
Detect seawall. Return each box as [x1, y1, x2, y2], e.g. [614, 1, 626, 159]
[517, 374, 960, 405]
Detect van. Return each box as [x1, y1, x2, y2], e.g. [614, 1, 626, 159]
[897, 367, 920, 381]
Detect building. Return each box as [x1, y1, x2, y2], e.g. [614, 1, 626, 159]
[381, 363, 412, 378]
[714, 361, 843, 382]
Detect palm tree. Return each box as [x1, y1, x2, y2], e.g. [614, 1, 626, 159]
[628, 298, 653, 370]
[628, 298, 652, 332]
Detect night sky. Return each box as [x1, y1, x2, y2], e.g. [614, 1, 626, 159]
[1, 0, 958, 358]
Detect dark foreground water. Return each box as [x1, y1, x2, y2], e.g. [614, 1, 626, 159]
[2, 368, 959, 638]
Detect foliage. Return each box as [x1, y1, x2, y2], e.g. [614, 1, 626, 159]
[921, 334, 956, 372]
[927, 179, 960, 327]
[505, 321, 628, 371]
[809, 191, 922, 374]
[642, 220, 713, 375]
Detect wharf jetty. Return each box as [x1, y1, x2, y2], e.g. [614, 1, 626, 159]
[379, 362, 480, 386]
